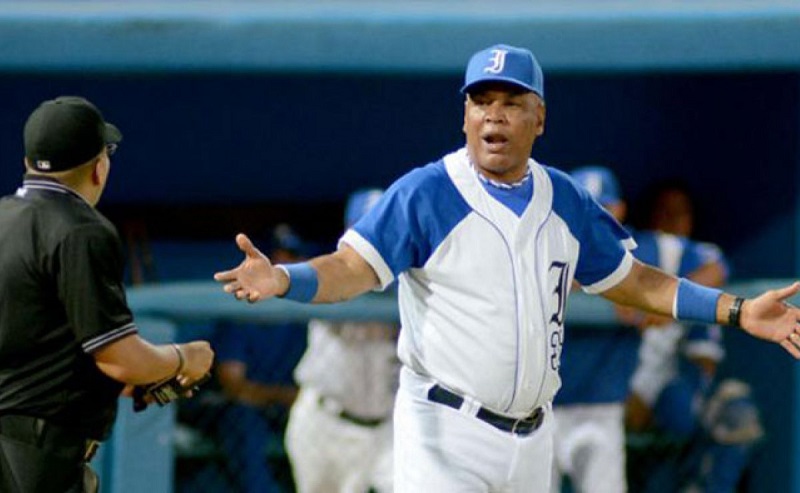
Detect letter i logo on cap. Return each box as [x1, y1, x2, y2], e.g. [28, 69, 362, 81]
[484, 49, 508, 74]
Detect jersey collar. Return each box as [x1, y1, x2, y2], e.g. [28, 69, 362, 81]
[471, 161, 532, 190]
[18, 174, 91, 206]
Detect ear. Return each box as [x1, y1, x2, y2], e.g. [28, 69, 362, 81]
[535, 102, 546, 137]
[462, 99, 469, 135]
[92, 158, 107, 185]
[611, 202, 628, 223]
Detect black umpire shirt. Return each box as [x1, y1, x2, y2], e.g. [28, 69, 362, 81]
[0, 175, 137, 440]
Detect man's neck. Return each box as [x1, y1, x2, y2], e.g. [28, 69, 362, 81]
[473, 164, 531, 189]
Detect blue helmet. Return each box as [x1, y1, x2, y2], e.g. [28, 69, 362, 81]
[345, 188, 384, 228]
[570, 166, 622, 206]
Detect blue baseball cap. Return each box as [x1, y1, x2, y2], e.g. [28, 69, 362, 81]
[461, 44, 544, 99]
[345, 188, 384, 227]
[570, 166, 622, 206]
[270, 223, 308, 256]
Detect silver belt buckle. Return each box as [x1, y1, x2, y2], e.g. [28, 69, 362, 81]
[511, 408, 540, 434]
[511, 416, 533, 434]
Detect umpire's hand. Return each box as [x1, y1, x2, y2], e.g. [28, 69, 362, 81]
[177, 341, 215, 385]
[214, 234, 287, 303]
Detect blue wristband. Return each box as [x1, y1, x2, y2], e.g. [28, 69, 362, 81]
[674, 278, 722, 324]
[278, 262, 318, 302]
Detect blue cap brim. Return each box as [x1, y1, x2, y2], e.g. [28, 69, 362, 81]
[461, 77, 539, 96]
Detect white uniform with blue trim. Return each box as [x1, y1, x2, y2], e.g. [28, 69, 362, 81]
[341, 148, 634, 491]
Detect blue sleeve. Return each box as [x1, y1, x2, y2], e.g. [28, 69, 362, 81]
[574, 201, 632, 286]
[678, 240, 729, 279]
[631, 230, 656, 265]
[548, 168, 632, 286]
[351, 162, 471, 277]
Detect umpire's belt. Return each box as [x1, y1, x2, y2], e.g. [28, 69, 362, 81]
[0, 414, 100, 462]
[427, 385, 544, 436]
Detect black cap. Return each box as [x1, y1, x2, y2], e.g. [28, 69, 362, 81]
[24, 96, 122, 172]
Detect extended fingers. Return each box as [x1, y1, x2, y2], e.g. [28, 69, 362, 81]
[226, 283, 260, 302]
[221, 281, 241, 294]
[780, 330, 800, 359]
[218, 280, 248, 299]
[780, 337, 800, 359]
[214, 268, 237, 282]
[775, 282, 800, 302]
[236, 233, 260, 257]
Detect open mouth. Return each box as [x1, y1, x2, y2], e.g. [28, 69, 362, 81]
[483, 132, 509, 150]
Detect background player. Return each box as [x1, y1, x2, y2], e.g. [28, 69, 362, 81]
[211, 224, 310, 492]
[285, 188, 399, 493]
[551, 166, 731, 493]
[215, 44, 800, 492]
[625, 180, 763, 493]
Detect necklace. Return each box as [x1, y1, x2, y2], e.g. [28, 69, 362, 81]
[473, 165, 532, 190]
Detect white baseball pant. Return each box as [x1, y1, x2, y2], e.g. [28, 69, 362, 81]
[395, 367, 554, 492]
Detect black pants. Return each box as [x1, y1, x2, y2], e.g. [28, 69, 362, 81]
[0, 415, 98, 493]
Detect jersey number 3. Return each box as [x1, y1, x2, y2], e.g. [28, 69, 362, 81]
[549, 261, 569, 371]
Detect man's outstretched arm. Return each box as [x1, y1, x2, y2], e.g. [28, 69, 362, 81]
[214, 233, 379, 304]
[601, 259, 800, 358]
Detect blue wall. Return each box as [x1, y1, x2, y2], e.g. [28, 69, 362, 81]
[1, 71, 796, 278]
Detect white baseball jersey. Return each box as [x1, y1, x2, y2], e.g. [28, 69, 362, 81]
[293, 319, 399, 418]
[341, 148, 635, 417]
[287, 320, 398, 493]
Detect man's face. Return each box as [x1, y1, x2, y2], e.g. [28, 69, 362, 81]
[651, 189, 694, 237]
[462, 83, 545, 182]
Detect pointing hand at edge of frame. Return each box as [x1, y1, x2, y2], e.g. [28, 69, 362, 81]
[739, 281, 800, 359]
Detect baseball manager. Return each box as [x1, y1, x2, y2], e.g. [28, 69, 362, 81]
[215, 44, 800, 492]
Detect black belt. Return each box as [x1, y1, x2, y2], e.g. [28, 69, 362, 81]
[427, 385, 544, 436]
[0, 414, 100, 462]
[317, 397, 387, 428]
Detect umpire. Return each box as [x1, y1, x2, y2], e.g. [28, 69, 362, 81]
[0, 96, 214, 492]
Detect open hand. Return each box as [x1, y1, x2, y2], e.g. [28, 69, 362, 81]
[740, 282, 800, 358]
[213, 233, 286, 303]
